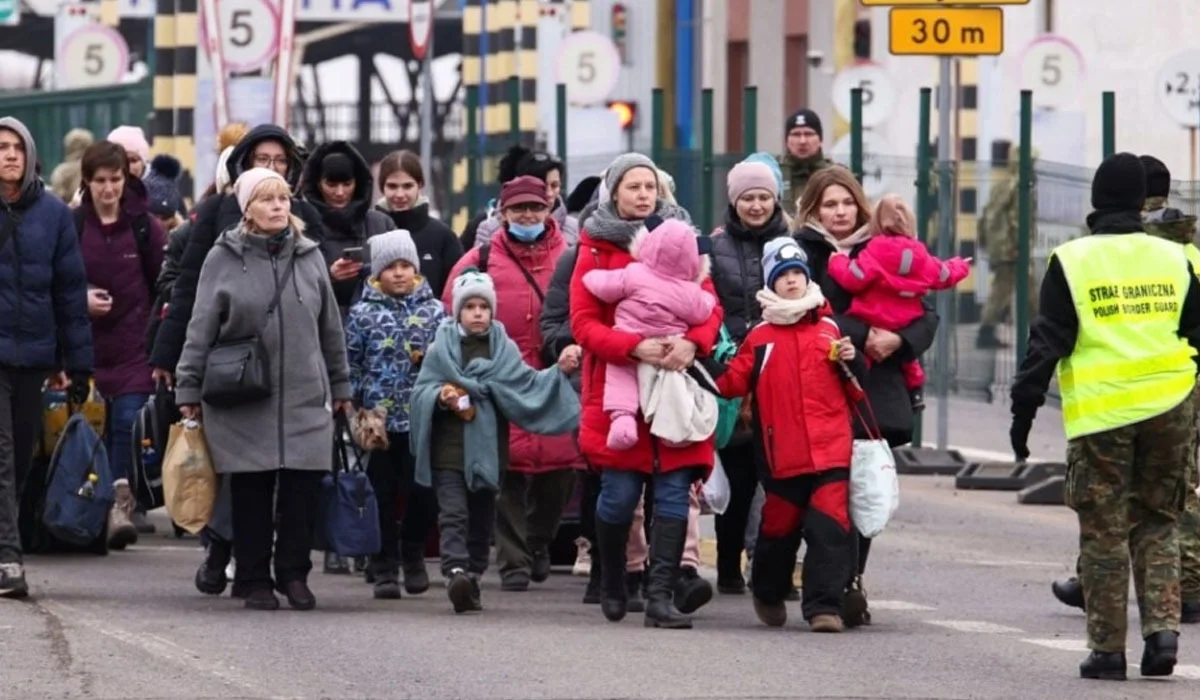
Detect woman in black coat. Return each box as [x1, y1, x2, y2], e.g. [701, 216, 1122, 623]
[794, 166, 939, 627]
[375, 150, 462, 298]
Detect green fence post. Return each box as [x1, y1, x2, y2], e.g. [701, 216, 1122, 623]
[912, 86, 933, 448]
[509, 76, 521, 144]
[556, 83, 567, 162]
[743, 85, 757, 154]
[701, 88, 714, 235]
[651, 88, 665, 166]
[466, 85, 480, 215]
[850, 88, 864, 184]
[1016, 90, 1034, 368]
[1101, 91, 1116, 159]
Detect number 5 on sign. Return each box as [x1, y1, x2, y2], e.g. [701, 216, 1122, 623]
[556, 30, 621, 107]
[1018, 35, 1085, 110]
[889, 7, 1004, 56]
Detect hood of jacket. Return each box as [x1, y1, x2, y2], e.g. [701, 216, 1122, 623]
[300, 140, 376, 225]
[0, 116, 44, 204]
[358, 275, 437, 311]
[226, 124, 306, 187]
[630, 222, 709, 282]
[215, 224, 322, 259]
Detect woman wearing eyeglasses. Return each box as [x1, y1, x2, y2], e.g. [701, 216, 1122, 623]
[466, 145, 579, 250]
[568, 153, 723, 629]
[793, 166, 941, 628]
[439, 175, 585, 592]
[148, 124, 326, 597]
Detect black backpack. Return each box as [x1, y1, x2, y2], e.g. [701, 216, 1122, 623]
[73, 208, 159, 296]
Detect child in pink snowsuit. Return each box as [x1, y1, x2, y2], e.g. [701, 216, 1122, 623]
[581, 218, 717, 450]
[826, 194, 971, 410]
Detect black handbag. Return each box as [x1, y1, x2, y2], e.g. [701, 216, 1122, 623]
[201, 255, 296, 408]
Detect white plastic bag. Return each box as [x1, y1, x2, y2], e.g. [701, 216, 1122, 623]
[702, 454, 732, 515]
[849, 438, 899, 538]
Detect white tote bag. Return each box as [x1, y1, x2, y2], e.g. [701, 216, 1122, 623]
[848, 402, 900, 538]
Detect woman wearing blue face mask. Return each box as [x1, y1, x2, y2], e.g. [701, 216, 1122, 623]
[440, 175, 587, 591]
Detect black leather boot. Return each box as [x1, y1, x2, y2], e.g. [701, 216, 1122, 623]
[644, 518, 692, 629]
[626, 571, 646, 613]
[596, 519, 631, 622]
[674, 566, 713, 614]
[1140, 630, 1179, 677]
[195, 536, 232, 596]
[1051, 577, 1085, 611]
[1079, 651, 1127, 680]
[582, 544, 602, 604]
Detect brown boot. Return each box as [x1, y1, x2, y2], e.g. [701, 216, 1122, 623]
[107, 482, 139, 550]
[753, 597, 787, 627]
[810, 613, 844, 633]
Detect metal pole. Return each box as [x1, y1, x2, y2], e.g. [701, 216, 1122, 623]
[466, 84, 479, 215]
[419, 27, 435, 209]
[509, 75, 521, 144]
[850, 87, 864, 184]
[1016, 90, 1034, 366]
[743, 85, 757, 153]
[701, 87, 714, 234]
[652, 87, 665, 165]
[556, 83, 567, 167]
[1101, 91, 1115, 158]
[913, 86, 933, 447]
[934, 57, 954, 452]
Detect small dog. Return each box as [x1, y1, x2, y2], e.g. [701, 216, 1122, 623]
[351, 406, 390, 451]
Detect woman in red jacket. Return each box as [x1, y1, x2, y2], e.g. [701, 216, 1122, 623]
[569, 153, 723, 629]
[695, 237, 866, 633]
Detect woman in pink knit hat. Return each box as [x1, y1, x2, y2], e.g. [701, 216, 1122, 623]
[107, 126, 150, 179]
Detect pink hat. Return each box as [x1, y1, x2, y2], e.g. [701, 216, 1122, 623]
[234, 167, 288, 213]
[500, 175, 550, 209]
[106, 125, 150, 164]
[726, 160, 778, 203]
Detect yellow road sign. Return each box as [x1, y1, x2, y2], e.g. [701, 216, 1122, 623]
[863, 0, 1026, 5]
[889, 7, 1004, 56]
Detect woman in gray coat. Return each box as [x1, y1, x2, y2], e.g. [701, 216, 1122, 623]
[175, 168, 352, 612]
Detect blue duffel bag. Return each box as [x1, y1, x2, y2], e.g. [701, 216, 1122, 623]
[321, 417, 381, 559]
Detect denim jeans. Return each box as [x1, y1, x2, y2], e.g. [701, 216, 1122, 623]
[105, 392, 149, 483]
[596, 468, 694, 525]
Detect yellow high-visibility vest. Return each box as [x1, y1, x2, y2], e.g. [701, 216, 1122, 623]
[1054, 233, 1197, 439]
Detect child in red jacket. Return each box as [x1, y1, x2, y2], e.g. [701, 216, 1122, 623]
[692, 237, 866, 634]
[826, 194, 970, 410]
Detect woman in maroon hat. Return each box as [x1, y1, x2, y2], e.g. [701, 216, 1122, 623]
[441, 175, 585, 591]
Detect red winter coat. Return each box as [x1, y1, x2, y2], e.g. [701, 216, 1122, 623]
[826, 232, 970, 331]
[442, 218, 585, 474]
[569, 230, 723, 475]
[712, 301, 864, 479]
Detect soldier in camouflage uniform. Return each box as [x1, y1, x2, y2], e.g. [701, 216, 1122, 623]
[778, 109, 833, 218]
[976, 144, 1039, 349]
[1051, 157, 1200, 625]
[1011, 153, 1200, 680]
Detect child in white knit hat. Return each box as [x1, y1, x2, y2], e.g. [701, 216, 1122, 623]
[410, 268, 582, 614]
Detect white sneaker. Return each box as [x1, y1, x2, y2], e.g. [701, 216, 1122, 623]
[225, 558, 236, 581]
[572, 537, 591, 577]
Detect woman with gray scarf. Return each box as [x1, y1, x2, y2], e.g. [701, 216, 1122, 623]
[568, 153, 723, 630]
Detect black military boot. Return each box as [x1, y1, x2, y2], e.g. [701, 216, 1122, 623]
[976, 325, 1010, 349]
[582, 544, 602, 604]
[1080, 651, 1126, 680]
[1140, 631, 1179, 677]
[644, 518, 693, 629]
[1182, 600, 1200, 624]
[596, 519, 631, 622]
[626, 571, 646, 613]
[674, 566, 714, 614]
[1051, 577, 1085, 610]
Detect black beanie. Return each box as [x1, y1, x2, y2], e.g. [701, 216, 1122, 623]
[786, 109, 823, 140]
[1091, 152, 1146, 212]
[1138, 155, 1171, 199]
[320, 152, 356, 183]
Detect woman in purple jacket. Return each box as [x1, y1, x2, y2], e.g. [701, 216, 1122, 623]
[76, 141, 166, 550]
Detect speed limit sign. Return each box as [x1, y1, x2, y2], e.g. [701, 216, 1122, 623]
[832, 63, 896, 128]
[1017, 35, 1085, 109]
[201, 0, 279, 74]
[556, 30, 621, 107]
[58, 25, 128, 88]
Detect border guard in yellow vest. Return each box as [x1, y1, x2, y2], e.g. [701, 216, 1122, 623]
[1010, 153, 1200, 681]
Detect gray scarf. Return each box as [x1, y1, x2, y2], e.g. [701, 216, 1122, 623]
[583, 198, 692, 248]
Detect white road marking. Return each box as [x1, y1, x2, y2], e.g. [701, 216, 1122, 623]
[1176, 665, 1200, 680]
[1020, 638, 1089, 652]
[956, 558, 1063, 569]
[925, 620, 1026, 634]
[869, 599, 937, 611]
[42, 601, 301, 700]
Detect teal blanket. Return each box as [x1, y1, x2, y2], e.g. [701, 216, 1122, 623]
[410, 319, 581, 492]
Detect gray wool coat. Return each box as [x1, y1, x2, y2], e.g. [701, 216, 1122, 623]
[174, 226, 352, 474]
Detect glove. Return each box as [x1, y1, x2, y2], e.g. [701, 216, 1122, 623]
[1009, 409, 1034, 462]
[67, 373, 92, 406]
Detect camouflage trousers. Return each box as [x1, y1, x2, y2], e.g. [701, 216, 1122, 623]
[980, 262, 1038, 327]
[1065, 395, 1197, 652]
